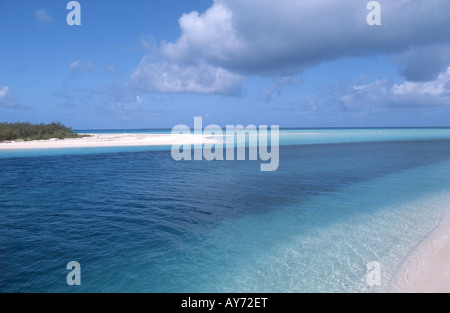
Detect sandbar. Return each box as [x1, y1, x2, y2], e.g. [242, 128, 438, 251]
[0, 133, 220, 150]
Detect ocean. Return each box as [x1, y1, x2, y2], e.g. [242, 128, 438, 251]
[1, 128, 450, 292]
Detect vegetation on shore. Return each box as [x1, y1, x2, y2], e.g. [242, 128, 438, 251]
[0, 122, 88, 142]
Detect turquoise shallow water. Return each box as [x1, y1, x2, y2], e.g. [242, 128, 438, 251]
[1, 128, 450, 292]
[3, 127, 450, 159]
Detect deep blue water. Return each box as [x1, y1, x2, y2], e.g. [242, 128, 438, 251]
[2, 130, 450, 292]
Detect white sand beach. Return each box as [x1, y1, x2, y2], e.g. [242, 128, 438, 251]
[389, 210, 450, 293]
[0, 133, 221, 150]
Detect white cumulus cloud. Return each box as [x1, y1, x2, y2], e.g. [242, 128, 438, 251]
[132, 0, 450, 95]
[338, 67, 450, 110]
[392, 67, 450, 98]
[132, 58, 243, 95]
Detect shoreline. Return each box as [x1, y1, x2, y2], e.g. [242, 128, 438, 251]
[0, 133, 220, 150]
[388, 210, 450, 293]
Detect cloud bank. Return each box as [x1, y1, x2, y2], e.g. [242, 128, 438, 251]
[131, 0, 450, 97]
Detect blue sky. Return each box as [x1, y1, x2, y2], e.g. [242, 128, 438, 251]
[1, 0, 449, 129]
